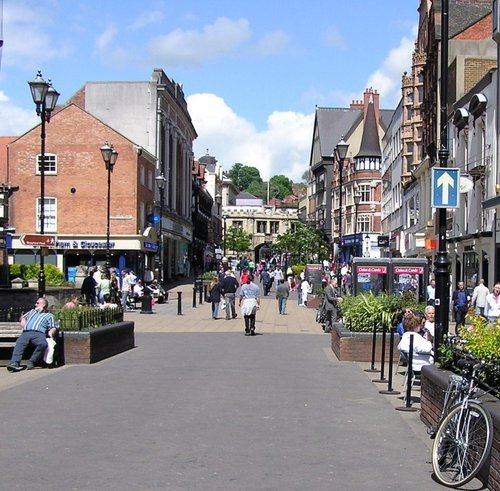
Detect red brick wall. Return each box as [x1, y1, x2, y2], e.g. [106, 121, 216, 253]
[331, 326, 400, 363]
[7, 104, 155, 236]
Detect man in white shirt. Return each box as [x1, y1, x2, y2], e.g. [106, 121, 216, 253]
[484, 282, 500, 323]
[471, 278, 489, 316]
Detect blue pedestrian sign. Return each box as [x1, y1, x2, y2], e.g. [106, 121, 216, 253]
[431, 168, 460, 209]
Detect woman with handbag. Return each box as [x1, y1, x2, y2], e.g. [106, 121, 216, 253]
[209, 277, 223, 320]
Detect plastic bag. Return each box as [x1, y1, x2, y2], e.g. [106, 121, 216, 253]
[44, 337, 56, 364]
[221, 298, 226, 310]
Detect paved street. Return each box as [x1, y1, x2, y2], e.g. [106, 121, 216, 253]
[0, 281, 459, 490]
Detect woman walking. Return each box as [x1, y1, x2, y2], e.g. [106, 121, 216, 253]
[239, 274, 261, 336]
[209, 277, 223, 320]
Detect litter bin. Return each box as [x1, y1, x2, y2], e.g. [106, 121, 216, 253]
[141, 291, 153, 314]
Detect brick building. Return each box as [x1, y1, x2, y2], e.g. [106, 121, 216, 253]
[6, 103, 157, 278]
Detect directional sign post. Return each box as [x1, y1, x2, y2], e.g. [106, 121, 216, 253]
[431, 167, 460, 208]
[20, 234, 57, 247]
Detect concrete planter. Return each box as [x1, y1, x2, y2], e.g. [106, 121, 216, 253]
[60, 321, 135, 364]
[420, 365, 500, 491]
[330, 323, 400, 362]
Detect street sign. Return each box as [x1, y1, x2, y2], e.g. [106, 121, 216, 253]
[431, 167, 460, 208]
[20, 234, 57, 246]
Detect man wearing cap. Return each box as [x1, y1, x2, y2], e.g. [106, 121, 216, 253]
[220, 269, 239, 320]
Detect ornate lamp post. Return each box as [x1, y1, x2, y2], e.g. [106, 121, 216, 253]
[334, 136, 349, 285]
[353, 192, 361, 257]
[28, 70, 60, 297]
[100, 142, 119, 270]
[155, 173, 167, 283]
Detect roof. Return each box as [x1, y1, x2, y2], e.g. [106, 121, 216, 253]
[0, 136, 17, 182]
[433, 0, 492, 39]
[315, 107, 362, 158]
[198, 153, 218, 172]
[355, 100, 381, 159]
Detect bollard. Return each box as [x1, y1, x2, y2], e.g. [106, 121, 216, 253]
[396, 334, 418, 412]
[379, 327, 401, 395]
[199, 284, 203, 305]
[140, 291, 154, 314]
[177, 291, 182, 315]
[204, 284, 209, 302]
[364, 319, 380, 373]
[373, 321, 387, 383]
[193, 286, 197, 308]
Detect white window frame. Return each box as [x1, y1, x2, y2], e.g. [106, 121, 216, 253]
[36, 153, 57, 175]
[36, 197, 57, 232]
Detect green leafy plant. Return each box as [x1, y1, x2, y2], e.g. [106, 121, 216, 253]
[202, 271, 217, 281]
[458, 315, 500, 364]
[9, 263, 65, 286]
[341, 291, 423, 332]
[54, 306, 123, 331]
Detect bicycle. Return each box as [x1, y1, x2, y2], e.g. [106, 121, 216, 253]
[430, 354, 495, 488]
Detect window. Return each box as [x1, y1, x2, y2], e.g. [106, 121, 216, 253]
[232, 220, 243, 229]
[257, 221, 267, 233]
[36, 197, 57, 232]
[140, 165, 145, 186]
[36, 154, 57, 175]
[270, 221, 279, 234]
[359, 184, 370, 202]
[357, 215, 370, 233]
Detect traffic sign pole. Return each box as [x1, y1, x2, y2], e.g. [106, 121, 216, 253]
[434, 0, 450, 364]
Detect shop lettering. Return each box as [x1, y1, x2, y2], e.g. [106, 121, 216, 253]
[55, 240, 115, 249]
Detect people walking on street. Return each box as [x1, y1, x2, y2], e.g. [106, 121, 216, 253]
[7, 298, 57, 372]
[452, 281, 469, 329]
[276, 279, 290, 314]
[260, 269, 271, 296]
[120, 270, 133, 311]
[484, 282, 500, 323]
[209, 276, 223, 320]
[300, 277, 312, 307]
[296, 275, 303, 305]
[239, 274, 260, 336]
[273, 266, 284, 290]
[471, 278, 489, 317]
[220, 269, 239, 320]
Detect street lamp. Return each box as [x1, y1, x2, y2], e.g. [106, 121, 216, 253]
[28, 70, 60, 298]
[101, 142, 118, 270]
[222, 214, 228, 257]
[155, 173, 167, 283]
[353, 192, 361, 257]
[334, 136, 349, 285]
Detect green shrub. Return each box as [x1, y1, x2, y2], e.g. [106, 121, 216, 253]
[291, 264, 305, 277]
[9, 263, 65, 286]
[458, 315, 500, 364]
[202, 271, 217, 280]
[342, 291, 423, 332]
[54, 306, 123, 331]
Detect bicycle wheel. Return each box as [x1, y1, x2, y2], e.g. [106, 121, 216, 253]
[432, 401, 493, 487]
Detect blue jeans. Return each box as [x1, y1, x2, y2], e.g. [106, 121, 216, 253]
[278, 297, 287, 314]
[11, 331, 48, 364]
[297, 289, 303, 305]
[212, 302, 219, 319]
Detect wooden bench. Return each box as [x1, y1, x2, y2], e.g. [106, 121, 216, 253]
[0, 325, 23, 365]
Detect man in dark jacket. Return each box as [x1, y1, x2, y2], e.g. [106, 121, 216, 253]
[81, 270, 97, 305]
[323, 276, 343, 332]
[220, 270, 239, 320]
[260, 269, 271, 296]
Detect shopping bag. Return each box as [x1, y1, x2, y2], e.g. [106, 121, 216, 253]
[44, 337, 56, 364]
[221, 298, 226, 310]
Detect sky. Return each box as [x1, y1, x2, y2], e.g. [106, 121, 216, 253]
[0, 0, 418, 182]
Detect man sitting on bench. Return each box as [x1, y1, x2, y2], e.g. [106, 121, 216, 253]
[7, 298, 57, 372]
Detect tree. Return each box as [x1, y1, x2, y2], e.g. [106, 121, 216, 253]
[269, 175, 293, 200]
[273, 221, 329, 264]
[301, 170, 310, 183]
[228, 163, 262, 190]
[246, 180, 266, 199]
[225, 226, 252, 256]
